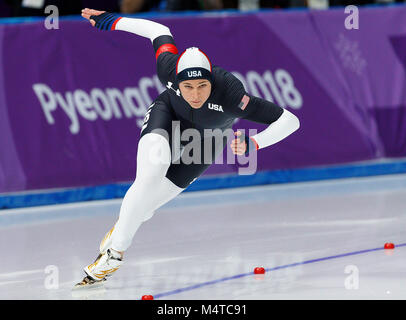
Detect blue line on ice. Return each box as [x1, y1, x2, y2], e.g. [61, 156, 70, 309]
[152, 243, 406, 299]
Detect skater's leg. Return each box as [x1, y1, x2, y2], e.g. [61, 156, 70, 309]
[140, 145, 186, 223]
[98, 100, 182, 254]
[98, 132, 227, 255]
[110, 132, 184, 252]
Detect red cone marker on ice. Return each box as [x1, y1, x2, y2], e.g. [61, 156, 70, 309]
[254, 267, 265, 274]
[384, 243, 395, 249]
[142, 295, 154, 300]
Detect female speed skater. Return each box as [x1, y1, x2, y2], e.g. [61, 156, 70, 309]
[75, 8, 300, 288]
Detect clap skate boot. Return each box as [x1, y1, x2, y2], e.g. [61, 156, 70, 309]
[87, 224, 116, 269]
[74, 226, 122, 289]
[99, 225, 115, 254]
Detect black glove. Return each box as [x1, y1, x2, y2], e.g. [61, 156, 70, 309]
[90, 12, 120, 31]
[237, 133, 258, 156]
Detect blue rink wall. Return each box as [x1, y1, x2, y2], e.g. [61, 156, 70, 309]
[1, 159, 406, 209]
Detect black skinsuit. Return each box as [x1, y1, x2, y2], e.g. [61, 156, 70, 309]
[140, 35, 284, 188]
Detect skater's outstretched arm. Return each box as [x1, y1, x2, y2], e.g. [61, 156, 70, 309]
[81, 9, 173, 42]
[81, 9, 179, 84]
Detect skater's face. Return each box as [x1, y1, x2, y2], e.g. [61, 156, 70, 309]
[179, 79, 212, 109]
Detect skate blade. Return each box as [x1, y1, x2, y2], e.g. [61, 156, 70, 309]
[72, 276, 105, 291]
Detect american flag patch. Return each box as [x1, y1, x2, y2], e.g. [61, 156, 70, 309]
[238, 95, 250, 110]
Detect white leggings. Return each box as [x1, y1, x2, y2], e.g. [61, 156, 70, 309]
[110, 133, 184, 252]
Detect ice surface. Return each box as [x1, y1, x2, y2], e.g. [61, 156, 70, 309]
[1, 174, 405, 299]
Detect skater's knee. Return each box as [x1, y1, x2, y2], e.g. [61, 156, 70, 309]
[137, 133, 172, 173]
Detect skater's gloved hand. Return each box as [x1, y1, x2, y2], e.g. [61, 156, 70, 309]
[230, 131, 258, 156]
[81, 8, 120, 30]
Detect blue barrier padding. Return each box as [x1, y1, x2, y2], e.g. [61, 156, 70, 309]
[1, 160, 405, 209]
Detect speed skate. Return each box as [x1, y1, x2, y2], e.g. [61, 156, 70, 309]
[73, 226, 123, 290]
[73, 253, 107, 290]
[73, 275, 106, 290]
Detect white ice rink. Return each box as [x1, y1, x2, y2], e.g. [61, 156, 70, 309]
[1, 174, 405, 300]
